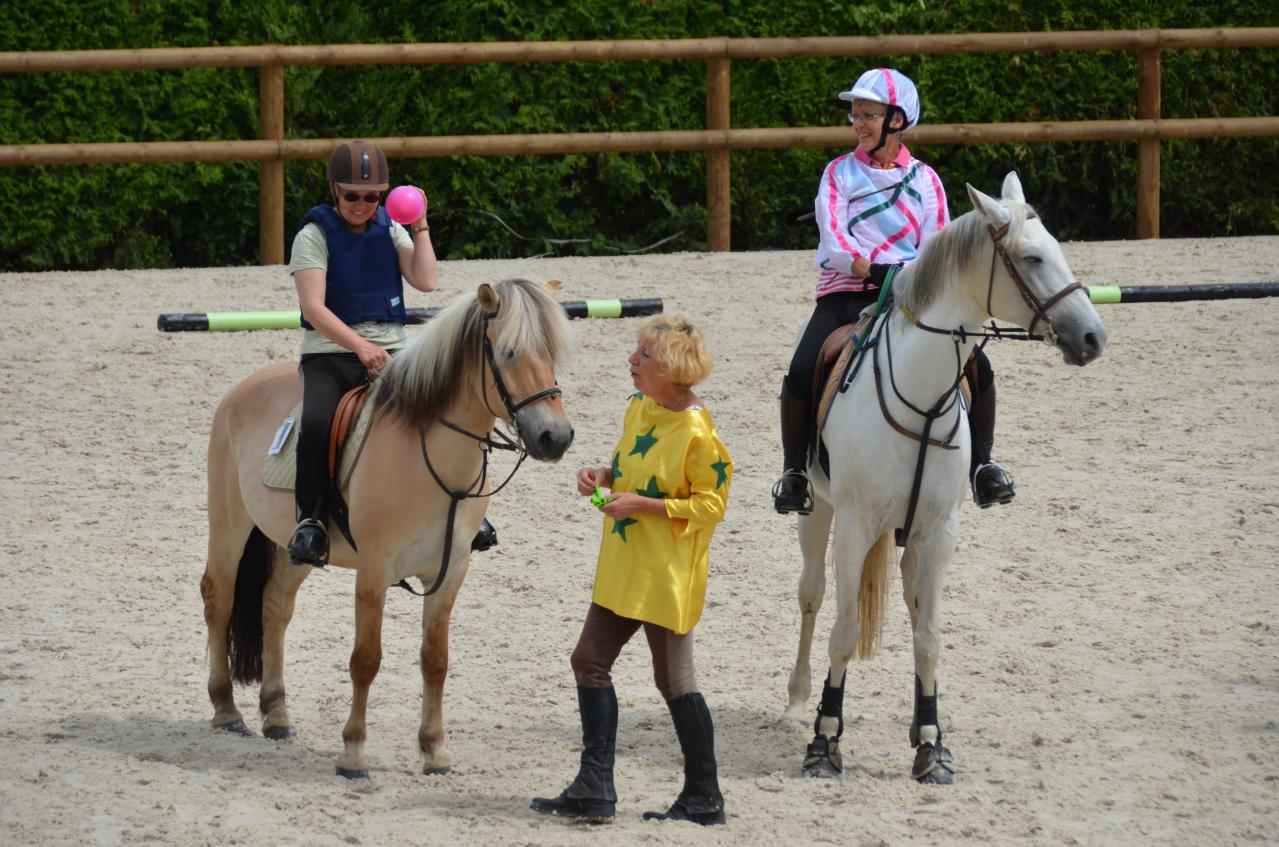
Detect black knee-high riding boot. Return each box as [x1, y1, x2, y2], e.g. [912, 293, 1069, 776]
[531, 686, 618, 822]
[772, 382, 814, 515]
[643, 692, 725, 825]
[967, 350, 1015, 507]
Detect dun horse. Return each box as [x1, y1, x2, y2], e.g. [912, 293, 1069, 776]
[201, 277, 573, 777]
[781, 173, 1108, 783]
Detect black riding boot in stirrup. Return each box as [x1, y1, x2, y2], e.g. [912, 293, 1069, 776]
[643, 692, 726, 826]
[471, 516, 499, 552]
[287, 517, 329, 567]
[531, 686, 618, 823]
[967, 364, 1015, 508]
[772, 382, 814, 515]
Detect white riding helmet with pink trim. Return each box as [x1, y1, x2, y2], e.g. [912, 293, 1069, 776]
[838, 68, 920, 129]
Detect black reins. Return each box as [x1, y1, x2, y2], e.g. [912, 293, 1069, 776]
[397, 312, 562, 597]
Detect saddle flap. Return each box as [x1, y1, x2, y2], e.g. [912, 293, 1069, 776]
[815, 329, 855, 426]
[329, 382, 371, 479]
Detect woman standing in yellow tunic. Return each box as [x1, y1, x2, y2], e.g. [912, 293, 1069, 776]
[532, 314, 733, 826]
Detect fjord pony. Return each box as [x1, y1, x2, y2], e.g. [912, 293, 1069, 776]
[781, 173, 1107, 783]
[201, 277, 573, 777]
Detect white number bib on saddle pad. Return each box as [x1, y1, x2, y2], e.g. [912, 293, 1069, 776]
[261, 400, 377, 492]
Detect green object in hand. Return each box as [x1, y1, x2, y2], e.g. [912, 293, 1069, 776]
[590, 486, 612, 509]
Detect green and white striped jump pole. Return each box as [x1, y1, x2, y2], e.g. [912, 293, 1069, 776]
[157, 298, 663, 332]
[1087, 282, 1279, 304]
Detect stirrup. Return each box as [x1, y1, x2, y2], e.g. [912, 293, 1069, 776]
[471, 517, 498, 552]
[772, 470, 813, 515]
[972, 462, 1016, 509]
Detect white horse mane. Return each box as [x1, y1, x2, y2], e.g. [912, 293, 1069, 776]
[896, 201, 1038, 315]
[375, 277, 571, 431]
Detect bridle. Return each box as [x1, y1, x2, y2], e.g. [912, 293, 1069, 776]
[405, 310, 562, 596]
[985, 213, 1085, 339]
[893, 212, 1087, 346]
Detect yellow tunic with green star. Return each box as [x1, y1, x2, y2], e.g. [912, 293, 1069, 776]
[591, 393, 733, 635]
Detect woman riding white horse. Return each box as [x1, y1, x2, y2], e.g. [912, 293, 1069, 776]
[772, 68, 1015, 518]
[781, 171, 1108, 783]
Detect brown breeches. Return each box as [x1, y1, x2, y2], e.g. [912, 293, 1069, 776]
[570, 603, 699, 701]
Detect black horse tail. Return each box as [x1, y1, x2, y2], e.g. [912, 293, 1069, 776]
[228, 526, 274, 685]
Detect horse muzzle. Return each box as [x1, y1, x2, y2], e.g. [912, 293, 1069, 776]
[1052, 319, 1108, 366]
[517, 406, 575, 461]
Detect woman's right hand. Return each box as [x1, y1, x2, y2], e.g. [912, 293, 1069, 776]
[356, 341, 391, 375]
[577, 466, 607, 496]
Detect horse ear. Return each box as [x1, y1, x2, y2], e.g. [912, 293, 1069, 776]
[1001, 171, 1026, 203]
[545, 278, 562, 294]
[967, 183, 1011, 228]
[478, 283, 501, 317]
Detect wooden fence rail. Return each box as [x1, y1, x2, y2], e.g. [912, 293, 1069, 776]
[3, 28, 1277, 263]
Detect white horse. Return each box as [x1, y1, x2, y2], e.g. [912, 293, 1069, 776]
[780, 172, 1107, 783]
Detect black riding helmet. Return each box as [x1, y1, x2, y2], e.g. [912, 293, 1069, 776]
[327, 140, 389, 203]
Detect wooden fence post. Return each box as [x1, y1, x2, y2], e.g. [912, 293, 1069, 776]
[1136, 37, 1161, 239]
[706, 48, 731, 251]
[259, 56, 285, 265]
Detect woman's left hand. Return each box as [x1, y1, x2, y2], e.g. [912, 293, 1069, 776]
[413, 187, 429, 226]
[599, 492, 645, 519]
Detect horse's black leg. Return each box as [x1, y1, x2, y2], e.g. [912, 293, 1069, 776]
[802, 672, 846, 778]
[910, 675, 954, 784]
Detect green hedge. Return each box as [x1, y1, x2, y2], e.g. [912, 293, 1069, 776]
[0, 0, 1275, 270]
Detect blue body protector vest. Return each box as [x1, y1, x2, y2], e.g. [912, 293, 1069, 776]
[297, 205, 406, 329]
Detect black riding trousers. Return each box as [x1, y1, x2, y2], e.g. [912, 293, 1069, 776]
[296, 353, 369, 522]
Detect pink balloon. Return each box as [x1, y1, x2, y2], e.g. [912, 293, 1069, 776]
[385, 185, 425, 225]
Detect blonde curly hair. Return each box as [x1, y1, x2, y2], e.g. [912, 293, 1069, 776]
[636, 313, 713, 388]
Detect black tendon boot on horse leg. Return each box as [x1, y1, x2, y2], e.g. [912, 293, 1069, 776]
[910, 676, 954, 784]
[531, 686, 618, 823]
[966, 349, 1015, 508]
[802, 673, 845, 778]
[772, 382, 814, 515]
[643, 693, 726, 825]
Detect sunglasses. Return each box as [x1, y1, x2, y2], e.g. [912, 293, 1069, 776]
[341, 191, 382, 204]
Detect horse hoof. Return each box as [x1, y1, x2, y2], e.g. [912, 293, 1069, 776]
[215, 719, 255, 737]
[801, 735, 843, 778]
[336, 767, 370, 780]
[776, 708, 808, 727]
[422, 766, 451, 776]
[262, 725, 296, 741]
[912, 742, 955, 784]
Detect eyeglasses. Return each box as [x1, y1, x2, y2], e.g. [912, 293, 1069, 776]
[341, 192, 381, 204]
[848, 111, 886, 124]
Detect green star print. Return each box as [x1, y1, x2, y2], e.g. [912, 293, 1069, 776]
[611, 516, 639, 542]
[629, 426, 658, 458]
[710, 457, 730, 488]
[636, 476, 668, 499]
[611, 451, 623, 483]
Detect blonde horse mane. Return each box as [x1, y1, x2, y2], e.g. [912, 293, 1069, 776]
[374, 277, 572, 433]
[895, 201, 1038, 316]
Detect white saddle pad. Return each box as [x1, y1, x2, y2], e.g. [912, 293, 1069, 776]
[261, 399, 376, 492]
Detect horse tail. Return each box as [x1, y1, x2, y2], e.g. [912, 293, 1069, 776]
[856, 531, 896, 660]
[228, 526, 274, 685]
